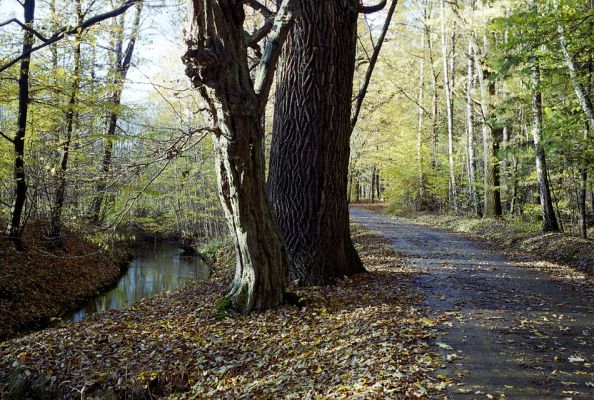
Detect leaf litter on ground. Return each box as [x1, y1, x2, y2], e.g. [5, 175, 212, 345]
[0, 226, 447, 399]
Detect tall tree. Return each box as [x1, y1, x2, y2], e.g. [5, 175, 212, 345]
[4, 0, 35, 246]
[440, 0, 457, 211]
[529, 53, 559, 232]
[466, 40, 479, 215]
[416, 25, 425, 206]
[268, 0, 372, 285]
[183, 0, 296, 312]
[91, 0, 143, 223]
[48, 0, 84, 241]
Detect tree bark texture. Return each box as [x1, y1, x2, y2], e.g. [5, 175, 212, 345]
[269, 0, 365, 286]
[184, 0, 294, 312]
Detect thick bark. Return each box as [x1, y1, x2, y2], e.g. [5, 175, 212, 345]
[6, 0, 35, 245]
[440, 0, 457, 211]
[184, 0, 294, 312]
[269, 0, 365, 286]
[466, 41, 479, 215]
[48, 0, 82, 241]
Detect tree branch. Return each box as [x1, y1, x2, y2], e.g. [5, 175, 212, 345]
[359, 0, 387, 14]
[245, 0, 274, 19]
[247, 18, 274, 47]
[253, 0, 298, 113]
[0, 18, 49, 42]
[0, 129, 15, 143]
[351, 0, 399, 130]
[0, 0, 140, 74]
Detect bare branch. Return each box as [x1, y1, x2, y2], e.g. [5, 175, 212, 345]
[0, 18, 49, 42]
[246, 18, 274, 47]
[0, 129, 15, 143]
[0, 0, 140, 74]
[253, 0, 298, 113]
[359, 0, 387, 14]
[351, 0, 399, 130]
[245, 0, 274, 19]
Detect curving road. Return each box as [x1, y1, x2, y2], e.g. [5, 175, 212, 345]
[350, 207, 594, 399]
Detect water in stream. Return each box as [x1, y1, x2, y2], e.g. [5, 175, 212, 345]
[66, 242, 210, 322]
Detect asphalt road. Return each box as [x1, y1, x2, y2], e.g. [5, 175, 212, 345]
[350, 207, 594, 399]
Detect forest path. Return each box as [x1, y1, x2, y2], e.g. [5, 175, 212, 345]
[350, 207, 594, 399]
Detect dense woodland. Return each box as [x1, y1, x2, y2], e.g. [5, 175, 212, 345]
[0, 0, 593, 398]
[0, 0, 592, 309]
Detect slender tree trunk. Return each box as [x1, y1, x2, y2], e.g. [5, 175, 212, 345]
[424, 0, 438, 170]
[184, 0, 295, 312]
[375, 168, 381, 200]
[371, 165, 376, 204]
[556, 12, 594, 130]
[530, 58, 559, 231]
[6, 0, 35, 245]
[578, 125, 589, 238]
[476, 49, 502, 218]
[91, 2, 142, 223]
[268, 0, 364, 286]
[440, 0, 457, 211]
[466, 40, 479, 215]
[49, 0, 82, 241]
[416, 28, 425, 208]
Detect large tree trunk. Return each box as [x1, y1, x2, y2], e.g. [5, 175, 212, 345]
[6, 0, 35, 245]
[184, 0, 295, 312]
[268, 0, 364, 286]
[530, 56, 559, 232]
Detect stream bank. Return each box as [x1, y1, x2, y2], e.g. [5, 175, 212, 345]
[0, 221, 132, 341]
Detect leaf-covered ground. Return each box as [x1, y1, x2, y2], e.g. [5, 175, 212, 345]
[0, 220, 130, 341]
[0, 227, 446, 399]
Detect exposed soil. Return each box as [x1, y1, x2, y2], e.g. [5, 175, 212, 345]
[350, 206, 594, 399]
[0, 221, 131, 341]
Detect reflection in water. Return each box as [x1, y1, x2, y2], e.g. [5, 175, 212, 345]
[67, 242, 210, 322]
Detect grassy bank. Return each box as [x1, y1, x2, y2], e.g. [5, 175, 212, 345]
[388, 209, 594, 278]
[0, 222, 132, 341]
[0, 226, 446, 399]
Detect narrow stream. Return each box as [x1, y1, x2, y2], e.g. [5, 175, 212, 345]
[66, 242, 210, 322]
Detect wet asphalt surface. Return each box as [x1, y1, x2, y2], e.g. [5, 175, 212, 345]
[350, 207, 594, 399]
